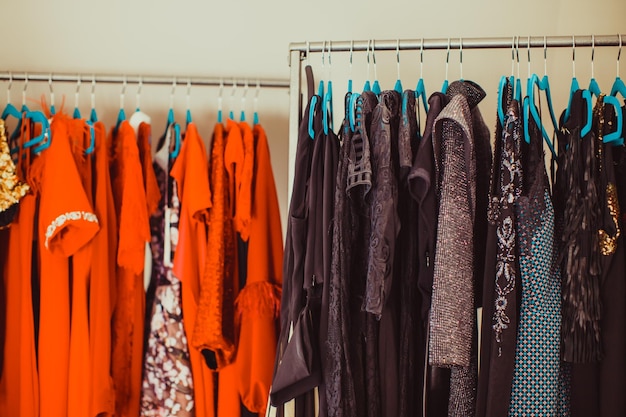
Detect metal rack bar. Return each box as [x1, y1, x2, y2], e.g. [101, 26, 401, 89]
[289, 34, 625, 56]
[0, 71, 291, 89]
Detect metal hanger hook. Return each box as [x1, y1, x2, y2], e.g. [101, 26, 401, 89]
[420, 38, 425, 78]
[511, 36, 516, 76]
[618, 34, 623, 77]
[136, 76, 143, 109]
[48, 73, 55, 108]
[321, 40, 326, 70]
[459, 37, 463, 80]
[22, 73, 28, 107]
[75, 74, 81, 109]
[121, 75, 127, 109]
[396, 39, 401, 80]
[6, 71, 12, 105]
[186, 78, 192, 110]
[91, 74, 96, 110]
[170, 77, 176, 109]
[591, 34, 595, 79]
[527, 35, 531, 79]
[445, 37, 451, 81]
[372, 39, 378, 80]
[515, 36, 520, 79]
[572, 35, 576, 78]
[327, 40, 332, 79]
[543, 35, 548, 75]
[349, 40, 354, 68]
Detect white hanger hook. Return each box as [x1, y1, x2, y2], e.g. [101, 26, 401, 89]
[372, 39, 378, 81]
[218, 78, 224, 114]
[444, 37, 451, 82]
[527, 35, 531, 79]
[572, 35, 576, 78]
[510, 36, 516, 76]
[591, 34, 595, 79]
[420, 38, 425, 79]
[135, 76, 143, 110]
[254, 79, 260, 115]
[75, 74, 81, 110]
[515, 36, 520, 79]
[617, 34, 622, 78]
[48, 73, 55, 109]
[120, 75, 127, 110]
[543, 35, 548, 76]
[22, 73, 28, 107]
[186, 78, 191, 113]
[459, 38, 463, 79]
[6, 71, 12, 105]
[327, 40, 332, 80]
[396, 39, 401, 81]
[170, 77, 176, 110]
[366, 39, 371, 81]
[91, 74, 96, 111]
[241, 79, 248, 115]
[349, 40, 354, 72]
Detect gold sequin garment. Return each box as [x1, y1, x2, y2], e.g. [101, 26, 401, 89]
[0, 119, 29, 213]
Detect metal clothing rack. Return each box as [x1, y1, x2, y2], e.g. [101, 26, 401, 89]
[286, 34, 625, 194]
[0, 72, 291, 89]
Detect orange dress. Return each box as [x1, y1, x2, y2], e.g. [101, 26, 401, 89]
[234, 123, 283, 414]
[37, 113, 100, 417]
[109, 120, 150, 417]
[89, 120, 117, 417]
[0, 118, 40, 417]
[170, 122, 216, 417]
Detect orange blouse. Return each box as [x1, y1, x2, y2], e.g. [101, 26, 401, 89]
[170, 121, 216, 417]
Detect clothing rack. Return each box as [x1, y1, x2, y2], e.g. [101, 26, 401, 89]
[286, 34, 626, 195]
[0, 71, 291, 89]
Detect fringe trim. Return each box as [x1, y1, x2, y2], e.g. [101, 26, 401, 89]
[235, 281, 282, 319]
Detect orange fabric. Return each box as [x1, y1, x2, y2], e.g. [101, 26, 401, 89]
[234, 124, 283, 413]
[192, 121, 237, 369]
[37, 114, 99, 417]
[66, 116, 96, 417]
[236, 121, 254, 241]
[137, 122, 161, 216]
[0, 118, 39, 417]
[170, 122, 216, 417]
[89, 120, 116, 417]
[109, 120, 149, 417]
[217, 365, 241, 417]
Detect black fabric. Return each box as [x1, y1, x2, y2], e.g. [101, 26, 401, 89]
[407, 92, 450, 417]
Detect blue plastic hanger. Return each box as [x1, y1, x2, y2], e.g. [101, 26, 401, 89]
[393, 40, 403, 94]
[588, 36, 603, 99]
[84, 121, 96, 155]
[371, 40, 381, 96]
[322, 41, 334, 135]
[239, 80, 248, 122]
[363, 40, 372, 92]
[349, 92, 361, 133]
[186, 79, 193, 125]
[9, 75, 31, 156]
[22, 110, 51, 152]
[166, 78, 181, 158]
[217, 79, 224, 124]
[611, 34, 626, 98]
[73, 76, 82, 119]
[564, 36, 593, 137]
[89, 76, 98, 123]
[253, 79, 260, 126]
[2, 72, 21, 122]
[415, 39, 429, 114]
[229, 78, 237, 121]
[115, 77, 127, 132]
[442, 38, 451, 94]
[602, 95, 624, 145]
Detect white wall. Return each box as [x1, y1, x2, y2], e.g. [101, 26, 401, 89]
[2, 0, 625, 234]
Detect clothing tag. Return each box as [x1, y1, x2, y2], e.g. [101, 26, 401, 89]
[164, 206, 173, 267]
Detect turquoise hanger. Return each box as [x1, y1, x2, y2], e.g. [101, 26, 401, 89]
[415, 39, 429, 113]
[497, 38, 517, 126]
[611, 34, 626, 98]
[115, 76, 127, 132]
[441, 38, 450, 94]
[363, 39, 372, 92]
[217, 78, 224, 124]
[73, 75, 82, 119]
[239, 80, 248, 122]
[514, 36, 522, 103]
[602, 95, 624, 145]
[229, 78, 237, 120]
[253, 79, 260, 126]
[349, 92, 361, 133]
[9, 74, 30, 156]
[2, 72, 22, 131]
[89, 75, 98, 123]
[322, 41, 334, 135]
[393, 39, 403, 94]
[166, 78, 181, 158]
[22, 110, 51, 152]
[564, 36, 592, 137]
[47, 74, 56, 116]
[588, 36, 602, 98]
[186, 78, 193, 125]
[523, 38, 557, 157]
[371, 39, 381, 96]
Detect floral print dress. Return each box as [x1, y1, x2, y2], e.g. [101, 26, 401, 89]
[140, 128, 195, 416]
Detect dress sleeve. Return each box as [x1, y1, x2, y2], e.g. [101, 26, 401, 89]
[40, 115, 99, 257]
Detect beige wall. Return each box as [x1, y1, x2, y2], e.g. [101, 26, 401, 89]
[2, 0, 625, 234]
